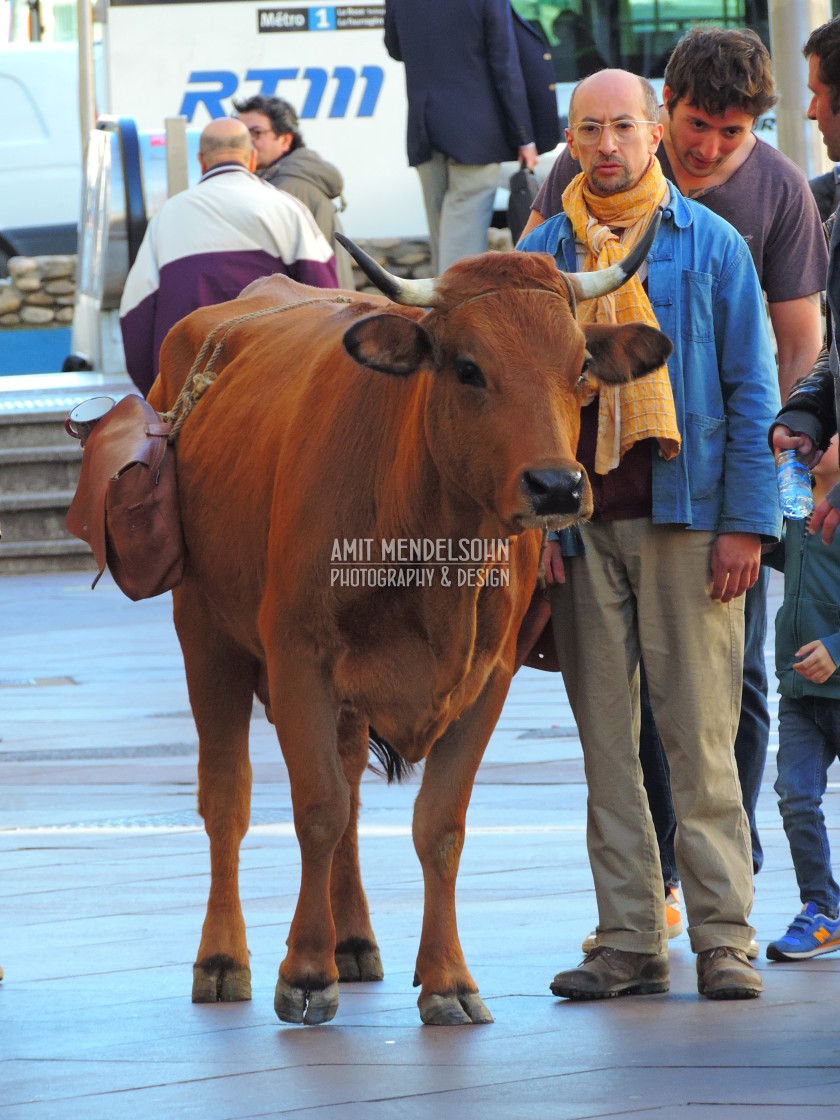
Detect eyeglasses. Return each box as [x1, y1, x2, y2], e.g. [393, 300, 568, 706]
[570, 119, 658, 145]
[246, 126, 273, 139]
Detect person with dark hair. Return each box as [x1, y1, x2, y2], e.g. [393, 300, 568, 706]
[233, 94, 353, 289]
[772, 16, 840, 546]
[663, 25, 777, 120]
[523, 26, 826, 959]
[805, 15, 840, 114]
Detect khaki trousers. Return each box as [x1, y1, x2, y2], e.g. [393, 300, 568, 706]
[416, 154, 499, 273]
[550, 519, 755, 954]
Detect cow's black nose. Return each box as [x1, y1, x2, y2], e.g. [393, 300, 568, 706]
[522, 468, 584, 516]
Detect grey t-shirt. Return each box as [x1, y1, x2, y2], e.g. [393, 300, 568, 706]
[532, 138, 827, 303]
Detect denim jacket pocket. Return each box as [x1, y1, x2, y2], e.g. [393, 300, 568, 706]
[683, 411, 726, 503]
[680, 270, 715, 343]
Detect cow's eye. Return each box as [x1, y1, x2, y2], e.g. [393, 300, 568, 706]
[455, 358, 486, 388]
[577, 356, 593, 386]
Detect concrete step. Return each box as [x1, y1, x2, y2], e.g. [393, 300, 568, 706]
[0, 490, 76, 541]
[0, 409, 72, 448]
[0, 444, 82, 494]
[0, 373, 132, 572]
[0, 537, 97, 574]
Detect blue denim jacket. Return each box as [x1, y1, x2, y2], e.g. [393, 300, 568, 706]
[518, 186, 782, 542]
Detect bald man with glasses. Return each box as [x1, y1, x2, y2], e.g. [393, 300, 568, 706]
[518, 68, 781, 1004]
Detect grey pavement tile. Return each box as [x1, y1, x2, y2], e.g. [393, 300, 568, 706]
[233, 1070, 840, 1120]
[0, 1053, 593, 1120]
[568, 1111, 840, 1120]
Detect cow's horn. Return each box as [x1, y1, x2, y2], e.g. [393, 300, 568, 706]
[564, 209, 662, 302]
[335, 233, 440, 307]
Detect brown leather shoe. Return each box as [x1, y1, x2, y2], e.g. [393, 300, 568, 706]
[696, 947, 762, 1000]
[550, 945, 669, 1000]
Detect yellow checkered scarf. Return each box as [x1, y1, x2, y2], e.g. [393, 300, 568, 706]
[561, 158, 681, 475]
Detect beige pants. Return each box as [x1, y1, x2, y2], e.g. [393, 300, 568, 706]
[416, 154, 499, 273]
[550, 519, 755, 954]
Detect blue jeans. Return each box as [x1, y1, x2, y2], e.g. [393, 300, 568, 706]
[775, 694, 840, 918]
[639, 567, 770, 883]
[638, 659, 679, 890]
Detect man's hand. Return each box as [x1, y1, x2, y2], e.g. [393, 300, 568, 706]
[518, 143, 538, 171]
[793, 639, 838, 684]
[542, 539, 566, 585]
[771, 424, 823, 469]
[809, 496, 840, 544]
[710, 533, 761, 602]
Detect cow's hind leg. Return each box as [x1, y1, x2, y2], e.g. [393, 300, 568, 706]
[174, 588, 256, 1004]
[413, 668, 512, 1025]
[331, 710, 384, 982]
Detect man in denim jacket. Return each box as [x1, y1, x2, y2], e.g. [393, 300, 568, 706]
[519, 68, 781, 1002]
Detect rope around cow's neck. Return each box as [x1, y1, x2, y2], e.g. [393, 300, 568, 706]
[159, 295, 354, 445]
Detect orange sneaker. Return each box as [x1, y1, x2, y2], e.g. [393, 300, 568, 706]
[581, 887, 684, 952]
[665, 887, 683, 938]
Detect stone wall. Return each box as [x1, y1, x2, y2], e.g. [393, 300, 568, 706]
[350, 230, 513, 292]
[0, 256, 76, 328]
[0, 232, 514, 330]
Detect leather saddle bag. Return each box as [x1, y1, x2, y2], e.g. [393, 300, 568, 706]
[65, 394, 185, 600]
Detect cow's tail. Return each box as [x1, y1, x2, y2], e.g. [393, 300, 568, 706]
[368, 728, 414, 784]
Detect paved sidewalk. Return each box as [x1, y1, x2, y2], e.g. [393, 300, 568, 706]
[1, 568, 839, 1119]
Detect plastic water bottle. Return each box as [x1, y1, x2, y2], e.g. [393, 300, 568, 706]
[776, 449, 814, 519]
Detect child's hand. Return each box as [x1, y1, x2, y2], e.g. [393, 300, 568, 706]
[793, 640, 838, 684]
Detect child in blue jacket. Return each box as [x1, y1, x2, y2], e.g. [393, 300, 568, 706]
[766, 436, 840, 960]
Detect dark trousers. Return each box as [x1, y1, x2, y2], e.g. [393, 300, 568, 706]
[775, 694, 840, 917]
[639, 566, 770, 883]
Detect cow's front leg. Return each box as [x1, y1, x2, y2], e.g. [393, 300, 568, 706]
[174, 586, 256, 1004]
[268, 654, 349, 1025]
[331, 710, 384, 982]
[412, 667, 512, 1025]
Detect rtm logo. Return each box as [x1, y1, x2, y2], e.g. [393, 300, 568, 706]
[179, 66, 384, 121]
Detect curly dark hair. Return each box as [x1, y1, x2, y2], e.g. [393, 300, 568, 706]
[804, 17, 840, 114]
[231, 94, 305, 151]
[664, 26, 777, 119]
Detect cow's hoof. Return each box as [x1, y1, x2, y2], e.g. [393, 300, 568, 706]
[274, 976, 339, 1025]
[335, 939, 384, 982]
[419, 992, 494, 1026]
[192, 958, 252, 1003]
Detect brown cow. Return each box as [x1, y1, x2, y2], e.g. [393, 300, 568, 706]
[146, 223, 672, 1026]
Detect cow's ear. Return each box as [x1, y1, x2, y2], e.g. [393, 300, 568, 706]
[343, 313, 433, 377]
[582, 323, 673, 384]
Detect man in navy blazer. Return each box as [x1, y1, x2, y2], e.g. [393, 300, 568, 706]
[385, 0, 555, 272]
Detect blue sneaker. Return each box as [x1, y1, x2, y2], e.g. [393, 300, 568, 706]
[766, 902, 840, 961]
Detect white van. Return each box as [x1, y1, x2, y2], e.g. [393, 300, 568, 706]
[0, 42, 83, 273]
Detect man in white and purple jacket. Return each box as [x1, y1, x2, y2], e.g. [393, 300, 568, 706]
[119, 117, 338, 396]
